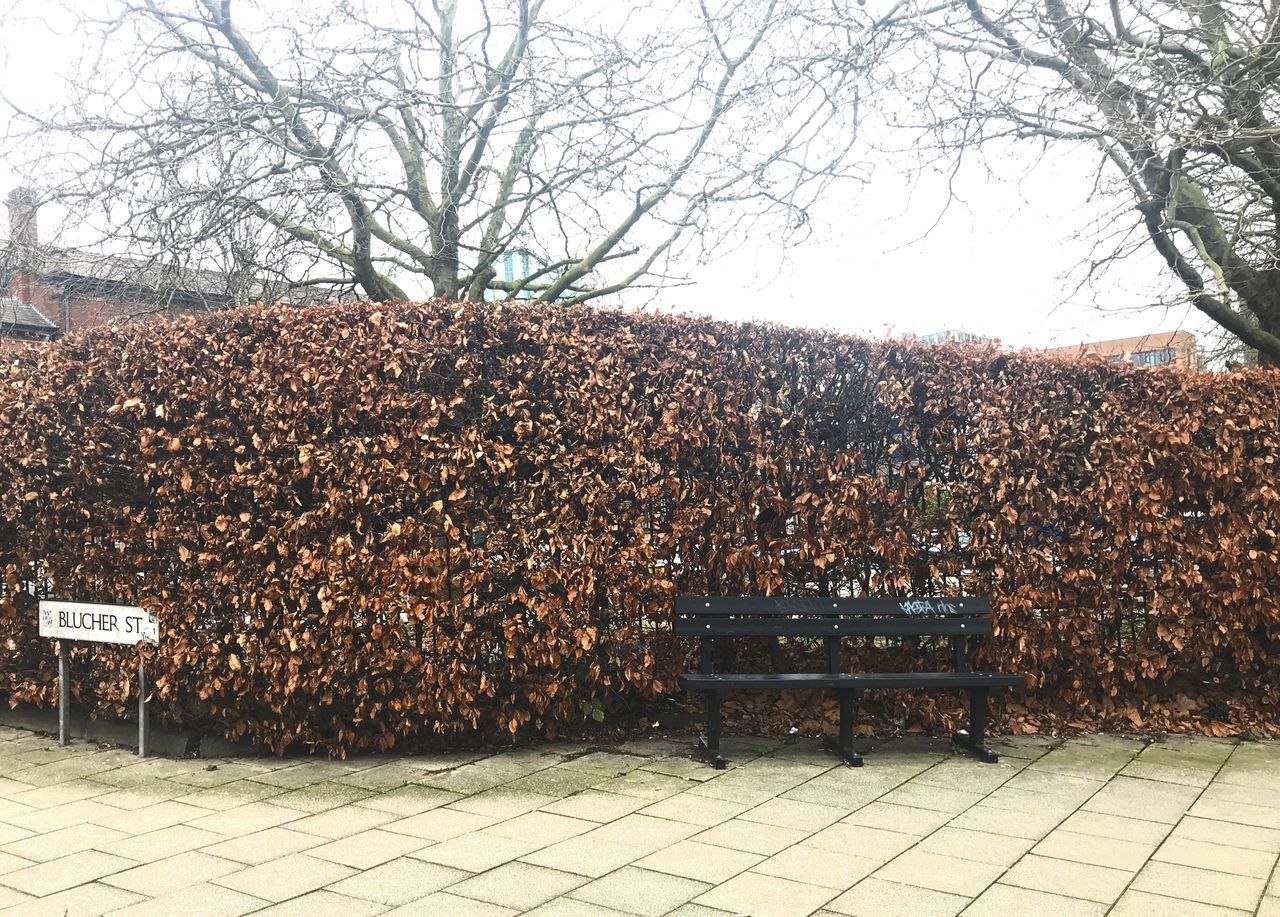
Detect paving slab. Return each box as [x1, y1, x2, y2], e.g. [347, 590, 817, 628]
[201, 825, 325, 864]
[558, 751, 649, 776]
[0, 848, 138, 897]
[825, 876, 970, 916]
[981, 785, 1084, 818]
[842, 800, 953, 835]
[90, 798, 210, 833]
[693, 816, 812, 855]
[947, 802, 1064, 839]
[999, 852, 1133, 904]
[386, 891, 516, 915]
[383, 805, 497, 841]
[522, 897, 631, 917]
[449, 788, 558, 819]
[98, 822, 225, 860]
[962, 883, 1107, 916]
[914, 825, 1036, 866]
[877, 781, 986, 814]
[326, 856, 470, 906]
[5, 796, 116, 831]
[753, 845, 881, 889]
[801, 822, 916, 863]
[1187, 796, 1280, 829]
[910, 757, 1026, 794]
[635, 838, 764, 883]
[1129, 859, 1267, 910]
[103, 881, 268, 917]
[739, 797, 848, 833]
[502, 766, 608, 798]
[1110, 889, 1251, 917]
[333, 761, 438, 792]
[412, 828, 540, 871]
[1119, 758, 1219, 787]
[873, 848, 1003, 897]
[308, 827, 431, 869]
[446, 861, 586, 909]
[186, 801, 303, 835]
[694, 869, 837, 917]
[0, 820, 126, 861]
[1169, 814, 1280, 852]
[270, 780, 376, 812]
[568, 865, 711, 915]
[638, 790, 750, 825]
[519, 834, 646, 877]
[608, 769, 707, 800]
[540, 789, 649, 822]
[1055, 808, 1173, 845]
[587, 811, 701, 851]
[484, 810, 595, 845]
[179, 779, 286, 810]
[1151, 835, 1276, 878]
[101, 849, 244, 896]
[287, 803, 399, 838]
[355, 784, 462, 816]
[212, 851, 356, 902]
[251, 889, 389, 916]
[0, 880, 141, 916]
[1030, 828, 1155, 870]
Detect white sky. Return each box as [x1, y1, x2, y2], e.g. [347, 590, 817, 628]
[675, 151, 1206, 349]
[0, 3, 1214, 352]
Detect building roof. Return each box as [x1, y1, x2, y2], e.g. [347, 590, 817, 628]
[8, 245, 279, 304]
[3, 241, 346, 307]
[0, 297, 57, 335]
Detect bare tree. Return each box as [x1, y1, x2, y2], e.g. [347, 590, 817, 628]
[875, 0, 1280, 364]
[2, 0, 872, 306]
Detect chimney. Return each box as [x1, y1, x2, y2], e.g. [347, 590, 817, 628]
[6, 187, 39, 251]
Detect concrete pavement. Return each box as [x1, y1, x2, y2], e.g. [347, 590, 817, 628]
[0, 727, 1276, 915]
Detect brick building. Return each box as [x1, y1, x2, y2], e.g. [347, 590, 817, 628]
[1, 188, 330, 342]
[1040, 330, 1199, 370]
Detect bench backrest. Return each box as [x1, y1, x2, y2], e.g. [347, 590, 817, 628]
[673, 596, 992, 638]
[675, 595, 993, 675]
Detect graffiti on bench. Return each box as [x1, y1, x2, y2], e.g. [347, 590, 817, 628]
[897, 599, 960, 615]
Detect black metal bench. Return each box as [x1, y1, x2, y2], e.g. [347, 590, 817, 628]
[675, 595, 1023, 768]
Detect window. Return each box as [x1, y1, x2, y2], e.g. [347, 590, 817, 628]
[1131, 347, 1174, 367]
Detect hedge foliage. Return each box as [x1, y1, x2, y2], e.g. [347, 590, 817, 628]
[2, 300, 1278, 754]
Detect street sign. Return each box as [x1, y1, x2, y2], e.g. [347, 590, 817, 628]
[39, 600, 159, 757]
[38, 601, 159, 645]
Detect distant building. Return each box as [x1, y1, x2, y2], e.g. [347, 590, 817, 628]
[919, 329, 993, 345]
[1041, 331, 1198, 370]
[1, 188, 337, 342]
[485, 247, 556, 301]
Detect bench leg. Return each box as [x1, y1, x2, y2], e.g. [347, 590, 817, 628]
[953, 687, 999, 763]
[824, 690, 863, 767]
[698, 690, 728, 769]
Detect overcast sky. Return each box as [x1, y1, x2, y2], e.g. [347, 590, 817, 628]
[0, 3, 1213, 353]
[676, 148, 1206, 350]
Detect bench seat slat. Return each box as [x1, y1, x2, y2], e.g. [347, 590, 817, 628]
[678, 672, 1025, 690]
[673, 618, 993, 638]
[676, 596, 989, 617]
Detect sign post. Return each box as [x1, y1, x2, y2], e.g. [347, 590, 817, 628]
[39, 601, 160, 757]
[57, 642, 70, 747]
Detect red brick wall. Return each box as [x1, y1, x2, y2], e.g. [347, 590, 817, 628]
[1041, 330, 1199, 370]
[6, 271, 164, 335]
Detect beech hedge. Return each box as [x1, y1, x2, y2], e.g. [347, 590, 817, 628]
[1, 299, 1278, 754]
